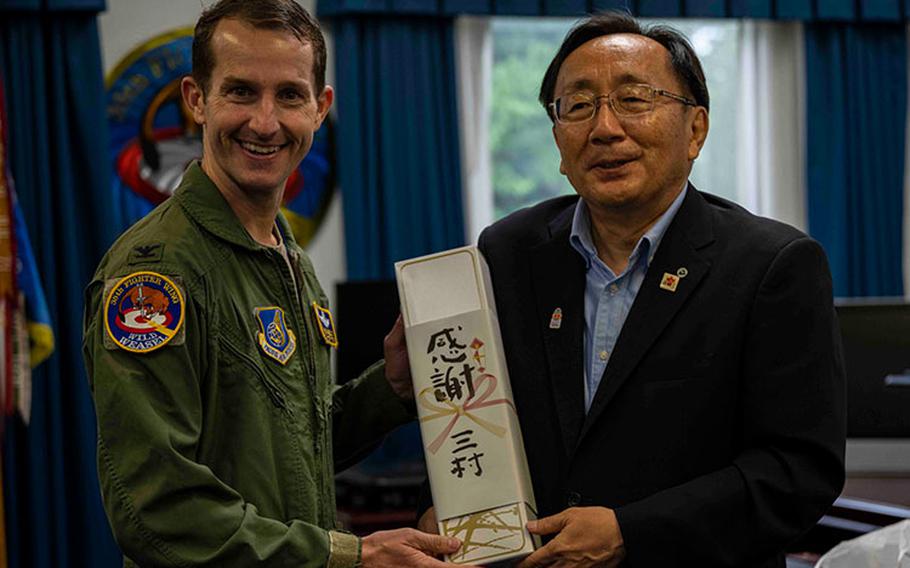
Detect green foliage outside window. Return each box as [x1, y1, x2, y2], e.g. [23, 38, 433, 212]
[492, 19, 573, 219]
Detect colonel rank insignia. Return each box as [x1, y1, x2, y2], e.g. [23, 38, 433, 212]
[254, 307, 297, 365]
[104, 271, 185, 353]
[311, 302, 338, 348]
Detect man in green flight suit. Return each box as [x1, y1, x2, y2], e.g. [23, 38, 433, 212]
[82, 1, 463, 566]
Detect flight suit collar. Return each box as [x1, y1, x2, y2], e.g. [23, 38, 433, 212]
[174, 161, 299, 251]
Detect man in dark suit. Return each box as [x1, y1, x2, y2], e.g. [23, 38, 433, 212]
[421, 11, 845, 568]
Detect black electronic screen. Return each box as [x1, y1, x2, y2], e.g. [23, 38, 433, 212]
[836, 300, 910, 438]
[335, 280, 400, 385]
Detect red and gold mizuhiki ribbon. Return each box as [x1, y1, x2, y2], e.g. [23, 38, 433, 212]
[419, 373, 515, 455]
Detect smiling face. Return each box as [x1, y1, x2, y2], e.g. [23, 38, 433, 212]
[181, 18, 332, 202]
[552, 33, 707, 218]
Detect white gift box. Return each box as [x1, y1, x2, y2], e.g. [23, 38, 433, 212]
[396, 245, 540, 565]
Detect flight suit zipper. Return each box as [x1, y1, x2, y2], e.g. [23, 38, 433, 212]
[270, 248, 330, 523]
[290, 254, 335, 526]
[289, 259, 333, 525]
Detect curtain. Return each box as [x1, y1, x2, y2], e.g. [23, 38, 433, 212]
[455, 16, 493, 244]
[0, 7, 123, 568]
[319, 0, 906, 20]
[334, 15, 466, 279]
[736, 21, 807, 230]
[805, 23, 906, 297]
[329, 14, 466, 476]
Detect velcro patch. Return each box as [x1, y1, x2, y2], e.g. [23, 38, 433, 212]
[102, 271, 186, 352]
[254, 306, 297, 365]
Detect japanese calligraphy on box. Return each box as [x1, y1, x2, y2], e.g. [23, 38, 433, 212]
[396, 246, 540, 565]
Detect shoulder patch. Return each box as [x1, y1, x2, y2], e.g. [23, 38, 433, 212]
[312, 302, 338, 349]
[128, 243, 164, 265]
[254, 307, 297, 365]
[103, 271, 186, 353]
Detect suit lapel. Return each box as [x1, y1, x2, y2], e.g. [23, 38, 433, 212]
[529, 206, 587, 458]
[579, 188, 716, 443]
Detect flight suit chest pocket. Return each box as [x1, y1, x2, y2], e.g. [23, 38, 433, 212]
[218, 335, 288, 410]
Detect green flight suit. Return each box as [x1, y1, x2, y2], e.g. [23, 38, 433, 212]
[83, 162, 413, 567]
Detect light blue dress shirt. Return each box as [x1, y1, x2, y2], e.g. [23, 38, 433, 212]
[569, 185, 688, 411]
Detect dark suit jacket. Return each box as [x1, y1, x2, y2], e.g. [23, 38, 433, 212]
[476, 187, 846, 567]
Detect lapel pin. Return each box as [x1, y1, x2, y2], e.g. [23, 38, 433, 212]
[660, 273, 679, 292]
[549, 308, 563, 329]
[676, 267, 688, 278]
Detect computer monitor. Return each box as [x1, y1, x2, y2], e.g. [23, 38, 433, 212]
[335, 280, 401, 385]
[836, 300, 910, 438]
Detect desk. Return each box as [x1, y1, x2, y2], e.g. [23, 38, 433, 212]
[843, 477, 910, 508]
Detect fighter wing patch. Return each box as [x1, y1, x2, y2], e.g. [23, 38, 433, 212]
[103, 271, 186, 352]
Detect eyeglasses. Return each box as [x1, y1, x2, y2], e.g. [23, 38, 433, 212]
[549, 83, 697, 124]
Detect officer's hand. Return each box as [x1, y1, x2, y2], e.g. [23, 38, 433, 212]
[383, 315, 413, 400]
[417, 506, 439, 534]
[361, 528, 469, 567]
[517, 507, 625, 568]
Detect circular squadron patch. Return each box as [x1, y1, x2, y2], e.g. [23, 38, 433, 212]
[105, 271, 185, 353]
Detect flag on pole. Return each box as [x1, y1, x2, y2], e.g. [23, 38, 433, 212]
[0, 81, 15, 422]
[10, 189, 53, 423]
[0, 52, 56, 568]
[0, 71, 54, 425]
